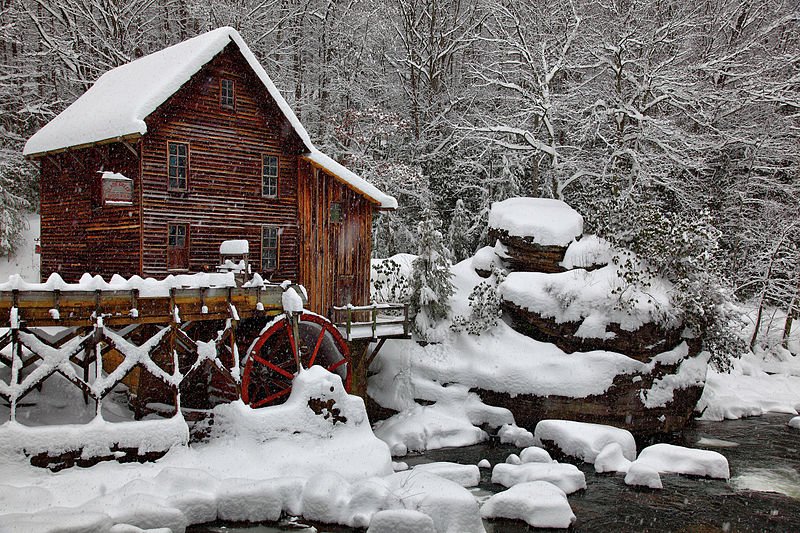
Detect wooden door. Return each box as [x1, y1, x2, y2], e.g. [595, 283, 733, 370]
[167, 223, 190, 271]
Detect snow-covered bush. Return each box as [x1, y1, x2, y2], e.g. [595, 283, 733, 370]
[585, 192, 746, 371]
[371, 256, 412, 304]
[451, 265, 506, 335]
[409, 212, 454, 340]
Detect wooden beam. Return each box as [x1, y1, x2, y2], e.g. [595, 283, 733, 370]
[25, 133, 143, 160]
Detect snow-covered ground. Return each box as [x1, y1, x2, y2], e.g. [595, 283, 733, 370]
[0, 212, 39, 283]
[0, 367, 489, 532]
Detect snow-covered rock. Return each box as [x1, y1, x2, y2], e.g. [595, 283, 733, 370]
[385, 471, 485, 533]
[520, 446, 553, 464]
[491, 462, 586, 494]
[534, 420, 637, 464]
[412, 462, 481, 487]
[480, 481, 576, 529]
[634, 443, 730, 479]
[505, 453, 522, 465]
[594, 443, 632, 474]
[367, 509, 437, 533]
[488, 198, 583, 246]
[624, 463, 663, 489]
[478, 459, 491, 469]
[497, 423, 535, 447]
[789, 416, 800, 429]
[560, 235, 612, 270]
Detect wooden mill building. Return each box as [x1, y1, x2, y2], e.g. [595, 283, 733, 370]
[24, 27, 396, 315]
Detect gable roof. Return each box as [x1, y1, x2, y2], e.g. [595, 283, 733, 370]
[24, 27, 397, 209]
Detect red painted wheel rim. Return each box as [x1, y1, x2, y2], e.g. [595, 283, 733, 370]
[241, 312, 351, 408]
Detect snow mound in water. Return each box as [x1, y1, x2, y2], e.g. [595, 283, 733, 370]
[412, 462, 480, 487]
[535, 419, 637, 463]
[498, 423, 535, 447]
[633, 443, 730, 479]
[594, 442, 633, 473]
[790, 416, 800, 429]
[384, 470, 485, 533]
[491, 462, 586, 494]
[367, 509, 436, 533]
[480, 480, 576, 529]
[624, 463, 663, 489]
[520, 446, 553, 463]
[488, 197, 583, 246]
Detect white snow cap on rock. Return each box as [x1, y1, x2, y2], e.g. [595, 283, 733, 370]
[488, 198, 583, 246]
[520, 446, 554, 464]
[491, 462, 586, 494]
[789, 416, 800, 429]
[633, 443, 730, 479]
[24, 27, 396, 209]
[497, 423, 535, 447]
[481, 481, 576, 529]
[594, 442, 633, 474]
[367, 509, 436, 533]
[624, 463, 663, 489]
[534, 420, 637, 464]
[411, 462, 480, 487]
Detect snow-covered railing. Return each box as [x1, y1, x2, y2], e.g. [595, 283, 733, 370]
[0, 275, 286, 328]
[331, 302, 410, 341]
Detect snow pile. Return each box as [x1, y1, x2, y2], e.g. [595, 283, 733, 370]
[624, 463, 663, 489]
[411, 462, 480, 487]
[632, 443, 730, 479]
[497, 423, 535, 447]
[480, 481, 576, 529]
[0, 415, 188, 460]
[471, 246, 503, 274]
[559, 235, 612, 270]
[789, 416, 800, 429]
[3, 367, 482, 532]
[367, 509, 436, 533]
[697, 350, 800, 421]
[372, 380, 512, 456]
[594, 443, 633, 474]
[280, 281, 304, 314]
[384, 471, 485, 533]
[534, 420, 637, 464]
[219, 240, 249, 255]
[499, 264, 675, 338]
[520, 446, 553, 463]
[488, 198, 583, 246]
[491, 462, 586, 494]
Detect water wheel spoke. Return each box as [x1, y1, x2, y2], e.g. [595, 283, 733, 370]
[307, 329, 327, 367]
[327, 358, 348, 373]
[252, 387, 291, 408]
[253, 354, 294, 380]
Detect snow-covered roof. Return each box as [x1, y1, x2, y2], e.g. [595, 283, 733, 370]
[24, 27, 395, 209]
[24, 27, 313, 157]
[488, 198, 583, 246]
[303, 151, 398, 209]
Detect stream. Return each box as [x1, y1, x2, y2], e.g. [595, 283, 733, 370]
[190, 414, 800, 532]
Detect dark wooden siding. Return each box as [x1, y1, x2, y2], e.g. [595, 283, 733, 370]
[140, 44, 302, 280]
[298, 160, 373, 315]
[39, 144, 141, 282]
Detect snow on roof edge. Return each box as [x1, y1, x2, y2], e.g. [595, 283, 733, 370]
[24, 27, 315, 157]
[302, 151, 398, 209]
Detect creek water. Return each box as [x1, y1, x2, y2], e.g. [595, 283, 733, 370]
[190, 414, 800, 532]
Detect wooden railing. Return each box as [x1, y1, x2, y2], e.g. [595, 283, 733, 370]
[331, 302, 410, 341]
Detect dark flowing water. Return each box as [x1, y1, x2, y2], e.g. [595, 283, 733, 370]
[191, 414, 800, 532]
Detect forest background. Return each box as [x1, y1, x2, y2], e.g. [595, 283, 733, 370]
[0, 0, 798, 359]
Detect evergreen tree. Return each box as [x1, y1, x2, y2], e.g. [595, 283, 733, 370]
[447, 199, 473, 263]
[409, 210, 455, 341]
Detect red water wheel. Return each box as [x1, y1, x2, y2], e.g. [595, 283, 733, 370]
[241, 312, 351, 408]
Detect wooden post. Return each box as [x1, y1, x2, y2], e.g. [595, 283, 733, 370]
[346, 308, 352, 341]
[403, 304, 410, 337]
[291, 313, 301, 370]
[371, 304, 377, 339]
